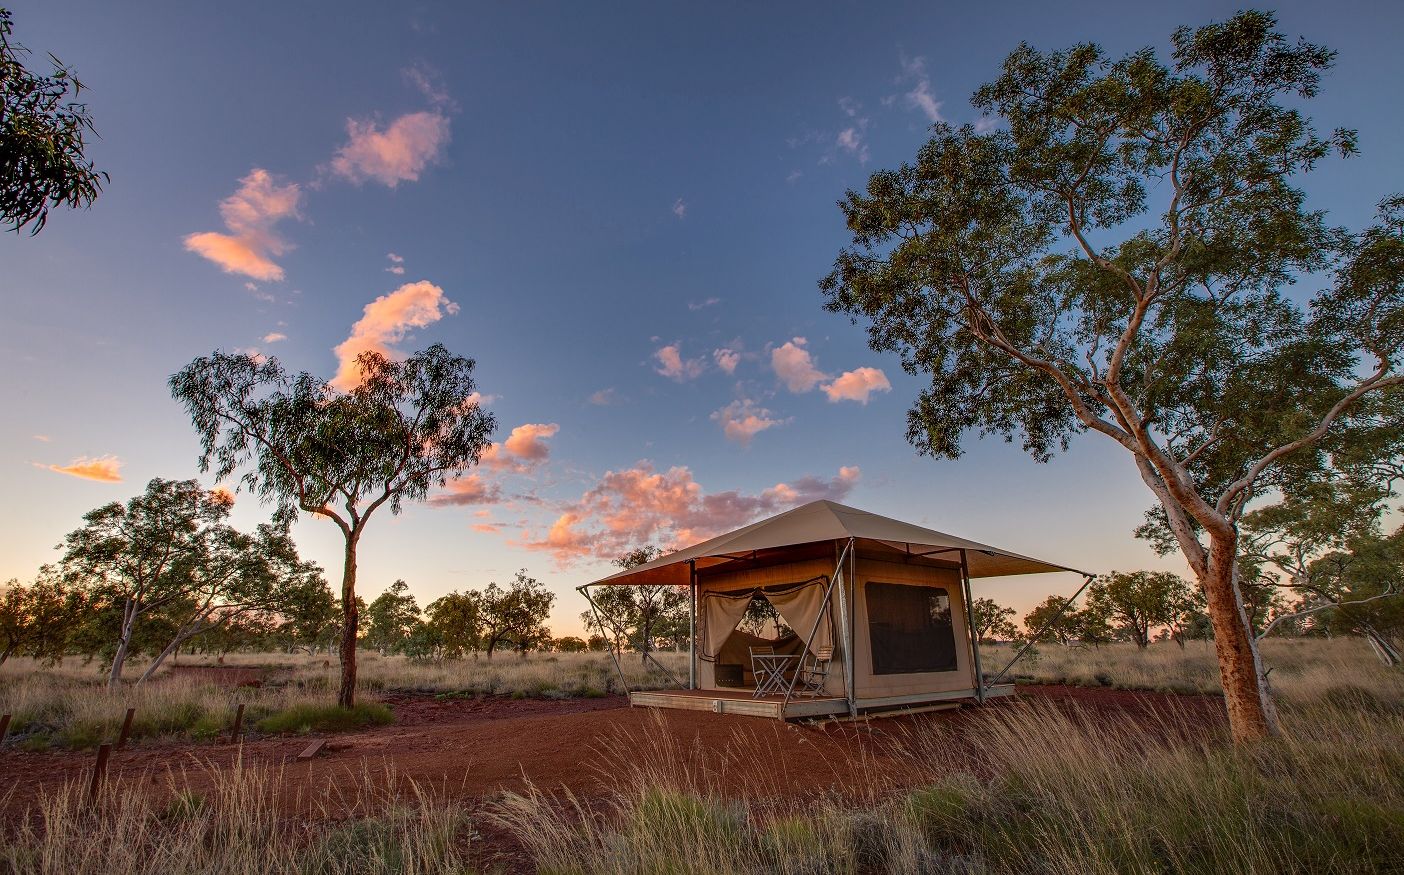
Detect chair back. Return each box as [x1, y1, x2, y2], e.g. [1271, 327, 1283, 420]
[749, 646, 774, 658]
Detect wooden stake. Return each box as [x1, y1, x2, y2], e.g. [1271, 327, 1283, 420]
[116, 707, 136, 749]
[229, 703, 245, 744]
[0, 713, 10, 747]
[89, 743, 112, 799]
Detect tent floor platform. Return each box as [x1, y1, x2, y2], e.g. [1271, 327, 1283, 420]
[629, 684, 1018, 720]
[628, 689, 849, 719]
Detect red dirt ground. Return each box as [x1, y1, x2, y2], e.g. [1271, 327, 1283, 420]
[0, 684, 1225, 818]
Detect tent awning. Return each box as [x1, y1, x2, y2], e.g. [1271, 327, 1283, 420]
[585, 500, 1087, 587]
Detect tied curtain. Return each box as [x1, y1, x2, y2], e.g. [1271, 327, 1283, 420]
[700, 576, 834, 661]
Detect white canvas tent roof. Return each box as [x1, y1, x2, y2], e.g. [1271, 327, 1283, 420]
[586, 500, 1086, 587]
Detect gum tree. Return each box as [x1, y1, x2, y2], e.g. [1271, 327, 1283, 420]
[822, 12, 1402, 740]
[170, 344, 495, 707]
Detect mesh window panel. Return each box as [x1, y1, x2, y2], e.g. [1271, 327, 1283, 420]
[866, 582, 957, 674]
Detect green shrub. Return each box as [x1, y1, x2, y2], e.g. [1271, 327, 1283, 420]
[255, 701, 393, 734]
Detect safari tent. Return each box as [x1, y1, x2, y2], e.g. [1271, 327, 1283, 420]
[580, 500, 1089, 720]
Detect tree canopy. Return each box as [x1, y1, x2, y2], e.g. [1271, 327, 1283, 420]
[170, 344, 496, 707]
[821, 9, 1402, 741]
[0, 7, 105, 233]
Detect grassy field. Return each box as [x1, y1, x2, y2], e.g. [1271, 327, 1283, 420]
[2, 640, 1402, 873]
[0, 649, 687, 750]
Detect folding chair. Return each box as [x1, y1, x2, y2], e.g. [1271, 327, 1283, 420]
[793, 646, 833, 697]
[749, 646, 777, 698]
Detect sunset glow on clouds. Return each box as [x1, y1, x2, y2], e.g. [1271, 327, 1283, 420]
[710, 398, 786, 444]
[330, 111, 451, 188]
[428, 473, 503, 507]
[481, 422, 560, 472]
[40, 455, 124, 483]
[653, 344, 706, 381]
[518, 463, 861, 562]
[771, 337, 827, 392]
[183, 168, 302, 281]
[823, 366, 892, 404]
[331, 280, 459, 389]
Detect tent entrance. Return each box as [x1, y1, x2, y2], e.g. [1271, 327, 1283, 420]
[700, 576, 835, 690]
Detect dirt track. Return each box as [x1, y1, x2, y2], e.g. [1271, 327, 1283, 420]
[0, 684, 1227, 818]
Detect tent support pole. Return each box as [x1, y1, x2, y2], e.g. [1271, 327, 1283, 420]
[688, 560, 697, 690]
[837, 538, 857, 718]
[780, 537, 853, 719]
[959, 549, 985, 704]
[989, 574, 1096, 686]
[578, 585, 631, 694]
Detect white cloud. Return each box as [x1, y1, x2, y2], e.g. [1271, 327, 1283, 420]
[713, 347, 741, 375]
[688, 297, 720, 311]
[771, 337, 828, 393]
[672, 198, 687, 219]
[822, 366, 892, 404]
[262, 332, 288, 343]
[711, 398, 787, 444]
[900, 53, 943, 124]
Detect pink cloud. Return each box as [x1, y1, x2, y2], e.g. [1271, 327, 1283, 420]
[771, 337, 828, 393]
[39, 455, 123, 483]
[516, 463, 860, 563]
[822, 367, 892, 404]
[183, 168, 302, 281]
[589, 388, 621, 406]
[471, 522, 502, 534]
[713, 347, 740, 374]
[428, 473, 502, 507]
[654, 344, 706, 381]
[481, 423, 560, 472]
[331, 280, 458, 390]
[710, 399, 786, 444]
[330, 111, 450, 188]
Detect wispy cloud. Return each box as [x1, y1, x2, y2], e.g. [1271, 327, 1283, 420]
[711, 398, 787, 444]
[589, 387, 622, 406]
[516, 464, 861, 563]
[653, 344, 706, 382]
[262, 332, 287, 343]
[331, 280, 458, 389]
[427, 473, 502, 507]
[672, 198, 687, 219]
[385, 252, 406, 275]
[184, 169, 301, 281]
[899, 53, 943, 124]
[712, 347, 741, 375]
[330, 111, 451, 188]
[31, 434, 51, 442]
[688, 297, 720, 311]
[39, 455, 123, 483]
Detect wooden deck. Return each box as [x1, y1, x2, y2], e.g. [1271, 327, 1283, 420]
[629, 684, 1017, 720]
[628, 688, 849, 719]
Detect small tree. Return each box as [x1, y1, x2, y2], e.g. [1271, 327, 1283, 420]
[425, 590, 482, 658]
[476, 570, 555, 660]
[554, 636, 588, 652]
[1, 8, 107, 234]
[364, 580, 421, 655]
[0, 572, 87, 665]
[971, 596, 1019, 642]
[1087, 571, 1198, 649]
[276, 574, 340, 654]
[580, 547, 688, 663]
[58, 478, 231, 687]
[170, 344, 495, 708]
[1023, 595, 1086, 647]
[822, 11, 1402, 740]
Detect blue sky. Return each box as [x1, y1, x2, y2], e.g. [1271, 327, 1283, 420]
[3, 2, 1402, 634]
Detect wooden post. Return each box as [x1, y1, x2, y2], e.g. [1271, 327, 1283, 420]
[89, 743, 112, 799]
[116, 707, 136, 749]
[229, 703, 245, 744]
[0, 713, 10, 747]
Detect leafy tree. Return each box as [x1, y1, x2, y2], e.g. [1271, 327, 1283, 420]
[586, 634, 611, 652]
[1023, 595, 1085, 647]
[134, 523, 323, 683]
[275, 573, 340, 654]
[364, 579, 421, 655]
[476, 570, 554, 659]
[580, 547, 688, 663]
[553, 635, 588, 653]
[0, 571, 87, 664]
[170, 344, 496, 708]
[971, 596, 1019, 642]
[1087, 571, 1198, 649]
[821, 11, 1402, 740]
[0, 8, 106, 233]
[425, 590, 482, 658]
[58, 478, 232, 687]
